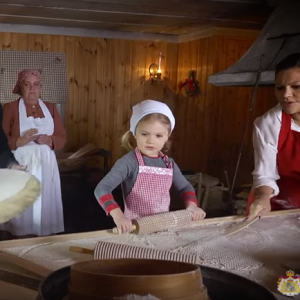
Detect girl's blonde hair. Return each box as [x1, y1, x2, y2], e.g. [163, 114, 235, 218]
[121, 113, 172, 152]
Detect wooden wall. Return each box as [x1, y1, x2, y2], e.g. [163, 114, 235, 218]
[0, 31, 277, 186]
[173, 35, 277, 186]
[0, 32, 178, 164]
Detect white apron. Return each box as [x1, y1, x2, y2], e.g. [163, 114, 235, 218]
[0, 98, 64, 236]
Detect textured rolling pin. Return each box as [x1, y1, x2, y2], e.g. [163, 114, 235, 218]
[112, 209, 193, 234]
[69, 241, 200, 264]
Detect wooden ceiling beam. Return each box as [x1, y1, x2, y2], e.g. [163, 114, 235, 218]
[0, 0, 271, 19]
[0, 13, 265, 31]
[0, 3, 268, 28]
[0, 15, 179, 33]
[0, 21, 179, 42]
[63, 0, 266, 6]
[0, 0, 271, 36]
[201, 0, 266, 3]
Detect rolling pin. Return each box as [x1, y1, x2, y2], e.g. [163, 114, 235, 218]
[69, 241, 200, 264]
[112, 209, 193, 235]
[69, 246, 93, 255]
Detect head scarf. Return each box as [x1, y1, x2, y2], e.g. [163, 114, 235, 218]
[130, 100, 175, 134]
[12, 69, 41, 95]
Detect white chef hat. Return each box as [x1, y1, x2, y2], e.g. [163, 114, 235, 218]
[130, 100, 175, 134]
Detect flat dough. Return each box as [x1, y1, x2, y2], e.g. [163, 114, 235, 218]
[0, 169, 41, 224]
[0, 169, 32, 202]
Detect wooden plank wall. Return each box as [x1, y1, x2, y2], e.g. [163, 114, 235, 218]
[0, 32, 178, 164]
[0, 31, 277, 186]
[174, 35, 277, 186]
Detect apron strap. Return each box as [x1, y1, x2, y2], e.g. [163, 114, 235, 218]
[134, 148, 145, 166]
[278, 110, 291, 151]
[135, 148, 172, 168]
[159, 151, 172, 169]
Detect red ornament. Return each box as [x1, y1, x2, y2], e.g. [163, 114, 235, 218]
[179, 70, 201, 97]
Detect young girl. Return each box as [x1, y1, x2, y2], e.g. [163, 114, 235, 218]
[94, 100, 206, 233]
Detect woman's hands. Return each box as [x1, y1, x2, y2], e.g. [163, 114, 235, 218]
[110, 208, 133, 234]
[248, 186, 273, 219]
[16, 129, 52, 148]
[16, 128, 38, 147]
[248, 196, 271, 219]
[35, 134, 53, 147]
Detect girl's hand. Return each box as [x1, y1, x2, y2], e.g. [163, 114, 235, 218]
[110, 208, 133, 234]
[186, 202, 206, 221]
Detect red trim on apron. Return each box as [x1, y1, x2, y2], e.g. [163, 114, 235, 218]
[247, 111, 300, 212]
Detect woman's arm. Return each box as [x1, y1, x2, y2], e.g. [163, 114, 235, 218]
[0, 104, 18, 168]
[2, 103, 20, 151]
[49, 104, 67, 150]
[252, 122, 279, 197]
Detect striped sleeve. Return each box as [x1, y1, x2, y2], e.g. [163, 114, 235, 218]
[98, 194, 120, 215]
[94, 151, 136, 215]
[171, 160, 198, 206]
[181, 191, 198, 206]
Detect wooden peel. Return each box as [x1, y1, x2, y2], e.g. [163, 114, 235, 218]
[223, 216, 259, 237]
[68, 143, 98, 159]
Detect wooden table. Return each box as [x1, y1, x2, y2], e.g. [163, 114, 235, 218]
[0, 209, 299, 300]
[0, 254, 40, 300]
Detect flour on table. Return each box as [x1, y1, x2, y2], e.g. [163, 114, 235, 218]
[2, 214, 300, 296]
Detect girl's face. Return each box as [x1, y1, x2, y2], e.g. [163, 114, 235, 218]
[135, 118, 170, 157]
[275, 67, 300, 115]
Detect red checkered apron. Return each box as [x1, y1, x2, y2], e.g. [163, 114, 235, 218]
[124, 148, 173, 220]
[246, 110, 300, 214]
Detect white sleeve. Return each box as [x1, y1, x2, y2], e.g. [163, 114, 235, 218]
[252, 123, 280, 196]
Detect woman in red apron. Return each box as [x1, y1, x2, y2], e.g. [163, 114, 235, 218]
[95, 100, 206, 234]
[247, 53, 300, 218]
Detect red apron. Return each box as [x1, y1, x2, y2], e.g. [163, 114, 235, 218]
[124, 148, 173, 220]
[247, 110, 300, 213]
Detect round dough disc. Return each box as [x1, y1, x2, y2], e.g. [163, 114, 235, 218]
[0, 169, 41, 224]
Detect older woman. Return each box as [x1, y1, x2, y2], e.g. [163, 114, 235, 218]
[1, 69, 67, 237]
[247, 53, 300, 218]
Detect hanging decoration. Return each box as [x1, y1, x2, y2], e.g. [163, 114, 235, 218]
[179, 70, 201, 97]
